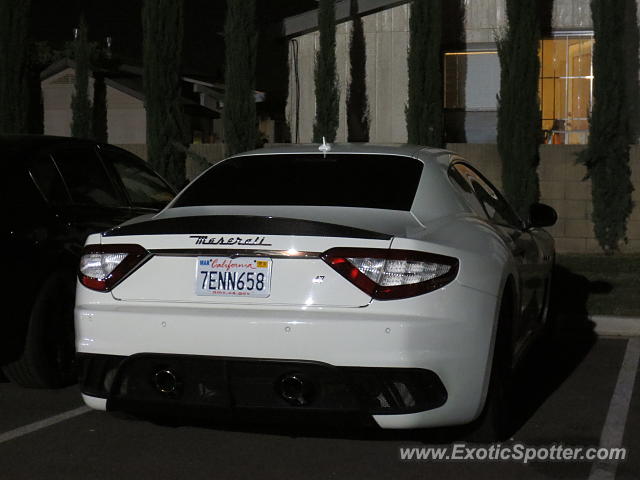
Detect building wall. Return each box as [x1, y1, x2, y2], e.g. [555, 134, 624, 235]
[463, 0, 506, 43]
[287, 4, 411, 143]
[42, 67, 146, 144]
[105, 87, 147, 144]
[42, 68, 75, 137]
[286, 0, 639, 144]
[448, 143, 640, 253]
[552, 0, 593, 28]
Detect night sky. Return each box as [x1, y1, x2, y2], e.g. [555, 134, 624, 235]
[30, 0, 318, 82]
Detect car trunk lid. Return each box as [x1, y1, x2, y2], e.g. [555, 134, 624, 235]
[105, 210, 423, 307]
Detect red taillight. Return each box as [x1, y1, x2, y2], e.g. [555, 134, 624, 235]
[78, 244, 149, 292]
[321, 248, 458, 300]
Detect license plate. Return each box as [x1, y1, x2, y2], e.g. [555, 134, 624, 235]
[195, 257, 272, 297]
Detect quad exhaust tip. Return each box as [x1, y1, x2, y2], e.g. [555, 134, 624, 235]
[153, 369, 180, 395]
[278, 372, 315, 406]
[152, 368, 316, 404]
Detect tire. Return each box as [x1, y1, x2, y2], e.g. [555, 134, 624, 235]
[540, 256, 557, 341]
[2, 271, 78, 388]
[465, 292, 515, 442]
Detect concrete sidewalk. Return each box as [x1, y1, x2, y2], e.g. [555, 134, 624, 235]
[591, 316, 640, 336]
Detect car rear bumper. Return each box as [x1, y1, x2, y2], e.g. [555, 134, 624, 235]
[75, 282, 499, 428]
[78, 353, 447, 421]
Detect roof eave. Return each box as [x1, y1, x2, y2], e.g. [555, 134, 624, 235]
[281, 0, 410, 38]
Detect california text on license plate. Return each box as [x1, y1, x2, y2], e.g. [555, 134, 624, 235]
[195, 257, 272, 297]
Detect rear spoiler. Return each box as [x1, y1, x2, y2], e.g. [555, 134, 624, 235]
[102, 215, 392, 240]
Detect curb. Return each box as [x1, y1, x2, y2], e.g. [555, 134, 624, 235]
[590, 316, 640, 337]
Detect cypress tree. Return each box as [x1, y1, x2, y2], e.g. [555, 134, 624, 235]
[312, 0, 339, 143]
[142, 0, 187, 189]
[91, 72, 108, 143]
[223, 0, 257, 156]
[346, 0, 369, 142]
[624, 0, 639, 143]
[406, 0, 443, 148]
[71, 17, 92, 139]
[496, 0, 541, 219]
[0, 0, 31, 134]
[578, 0, 634, 252]
[255, 23, 290, 144]
[26, 68, 43, 134]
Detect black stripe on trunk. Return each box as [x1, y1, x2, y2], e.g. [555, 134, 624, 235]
[102, 215, 392, 240]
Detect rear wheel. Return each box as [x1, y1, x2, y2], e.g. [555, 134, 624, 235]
[465, 292, 515, 442]
[540, 256, 557, 340]
[2, 271, 78, 388]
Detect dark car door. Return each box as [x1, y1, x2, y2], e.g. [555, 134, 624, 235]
[97, 145, 176, 217]
[5, 161, 55, 362]
[44, 145, 133, 254]
[5, 140, 174, 388]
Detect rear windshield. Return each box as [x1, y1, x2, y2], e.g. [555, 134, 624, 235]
[173, 154, 423, 211]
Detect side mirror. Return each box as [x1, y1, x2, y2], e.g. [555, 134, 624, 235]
[528, 203, 557, 228]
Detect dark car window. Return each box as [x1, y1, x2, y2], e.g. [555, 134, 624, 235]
[51, 148, 126, 207]
[452, 163, 523, 229]
[100, 147, 175, 209]
[173, 154, 424, 211]
[7, 163, 46, 212]
[29, 155, 71, 204]
[448, 164, 479, 208]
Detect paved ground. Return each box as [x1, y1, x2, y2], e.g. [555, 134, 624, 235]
[1, 331, 638, 480]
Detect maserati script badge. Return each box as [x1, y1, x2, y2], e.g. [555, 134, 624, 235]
[189, 235, 272, 246]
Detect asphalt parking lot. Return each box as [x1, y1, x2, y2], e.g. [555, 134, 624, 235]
[1, 327, 639, 480]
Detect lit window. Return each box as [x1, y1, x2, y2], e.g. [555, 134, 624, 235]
[540, 34, 594, 145]
[443, 34, 594, 145]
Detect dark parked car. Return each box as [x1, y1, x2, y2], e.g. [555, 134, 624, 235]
[3, 135, 176, 388]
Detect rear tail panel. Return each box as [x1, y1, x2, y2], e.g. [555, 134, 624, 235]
[103, 216, 395, 307]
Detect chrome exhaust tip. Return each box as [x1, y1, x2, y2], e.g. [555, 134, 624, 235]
[153, 369, 180, 395]
[278, 372, 315, 406]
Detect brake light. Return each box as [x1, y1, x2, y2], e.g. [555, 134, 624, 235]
[79, 244, 149, 291]
[321, 248, 458, 300]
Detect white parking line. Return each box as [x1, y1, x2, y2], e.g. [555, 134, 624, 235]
[589, 337, 640, 480]
[0, 406, 91, 445]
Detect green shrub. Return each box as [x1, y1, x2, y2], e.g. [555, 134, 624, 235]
[578, 0, 635, 253]
[142, 0, 187, 189]
[313, 0, 339, 143]
[223, 0, 257, 156]
[346, 0, 369, 143]
[406, 0, 443, 148]
[496, 0, 541, 219]
[0, 0, 31, 134]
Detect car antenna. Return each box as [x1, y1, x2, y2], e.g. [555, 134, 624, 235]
[318, 136, 331, 158]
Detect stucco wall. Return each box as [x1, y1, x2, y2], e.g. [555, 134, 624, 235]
[42, 67, 146, 144]
[104, 87, 147, 144]
[448, 143, 640, 253]
[553, 0, 593, 28]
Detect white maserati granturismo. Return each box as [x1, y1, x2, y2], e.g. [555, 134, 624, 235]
[75, 143, 556, 438]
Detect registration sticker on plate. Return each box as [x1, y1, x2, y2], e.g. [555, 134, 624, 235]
[195, 257, 272, 297]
